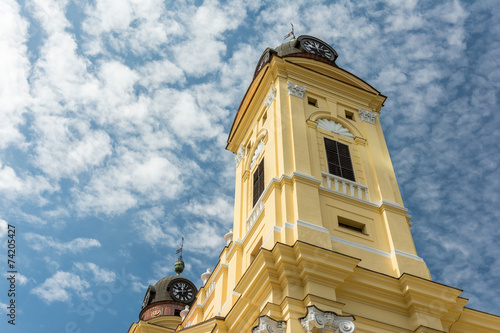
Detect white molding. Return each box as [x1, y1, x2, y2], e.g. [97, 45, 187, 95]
[316, 118, 354, 139]
[358, 107, 377, 124]
[221, 291, 241, 314]
[330, 236, 424, 262]
[379, 199, 408, 212]
[293, 171, 322, 184]
[234, 145, 246, 166]
[393, 250, 424, 262]
[250, 139, 265, 168]
[264, 85, 277, 107]
[287, 81, 307, 98]
[297, 220, 329, 234]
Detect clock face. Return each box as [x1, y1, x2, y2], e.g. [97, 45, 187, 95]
[169, 280, 195, 303]
[301, 39, 336, 61]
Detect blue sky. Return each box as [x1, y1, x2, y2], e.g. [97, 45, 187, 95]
[0, 0, 499, 332]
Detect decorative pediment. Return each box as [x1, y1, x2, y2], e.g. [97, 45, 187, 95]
[358, 108, 377, 124]
[287, 81, 307, 98]
[300, 306, 355, 333]
[252, 315, 286, 333]
[316, 119, 354, 139]
[251, 139, 265, 168]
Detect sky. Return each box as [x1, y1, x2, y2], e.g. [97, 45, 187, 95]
[0, 0, 499, 332]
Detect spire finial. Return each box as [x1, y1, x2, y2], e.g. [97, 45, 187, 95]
[284, 23, 295, 40]
[174, 237, 185, 275]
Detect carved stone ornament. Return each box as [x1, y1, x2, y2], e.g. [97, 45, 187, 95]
[287, 81, 307, 98]
[252, 315, 287, 333]
[234, 145, 246, 165]
[316, 118, 354, 139]
[300, 306, 355, 333]
[358, 108, 377, 124]
[264, 85, 277, 107]
[250, 139, 265, 168]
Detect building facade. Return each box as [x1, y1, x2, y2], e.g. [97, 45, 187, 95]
[128, 36, 500, 333]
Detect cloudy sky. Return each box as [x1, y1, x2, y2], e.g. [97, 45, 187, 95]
[1, 0, 499, 332]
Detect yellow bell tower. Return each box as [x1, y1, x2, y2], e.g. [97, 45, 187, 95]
[129, 36, 500, 333]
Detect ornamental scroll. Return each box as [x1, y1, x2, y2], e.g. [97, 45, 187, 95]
[252, 315, 286, 333]
[300, 305, 356, 333]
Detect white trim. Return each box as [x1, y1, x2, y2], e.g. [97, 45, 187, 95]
[263, 226, 281, 248]
[379, 199, 408, 213]
[221, 291, 241, 313]
[393, 250, 424, 262]
[330, 236, 424, 262]
[297, 219, 330, 234]
[292, 171, 322, 183]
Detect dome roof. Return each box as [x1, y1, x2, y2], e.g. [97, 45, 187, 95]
[143, 274, 198, 306]
[253, 35, 339, 77]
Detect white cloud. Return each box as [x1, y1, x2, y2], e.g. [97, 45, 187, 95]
[0, 160, 55, 202]
[0, 0, 30, 149]
[74, 151, 186, 215]
[82, 0, 176, 56]
[31, 271, 90, 304]
[0, 300, 9, 314]
[0, 219, 7, 239]
[3, 272, 30, 286]
[25, 233, 101, 253]
[32, 117, 112, 180]
[133, 207, 179, 247]
[185, 196, 234, 226]
[184, 221, 224, 254]
[74, 262, 116, 284]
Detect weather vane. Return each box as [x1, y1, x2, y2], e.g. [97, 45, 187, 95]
[176, 237, 184, 261]
[284, 23, 295, 40]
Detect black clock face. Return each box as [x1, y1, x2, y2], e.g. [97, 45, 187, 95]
[170, 280, 195, 303]
[301, 39, 335, 61]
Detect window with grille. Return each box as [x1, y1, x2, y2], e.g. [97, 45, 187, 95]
[253, 159, 264, 207]
[324, 138, 355, 181]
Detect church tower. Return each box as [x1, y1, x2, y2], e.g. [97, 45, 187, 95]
[129, 36, 500, 333]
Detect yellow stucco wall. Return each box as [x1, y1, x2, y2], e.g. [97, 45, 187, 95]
[130, 49, 500, 333]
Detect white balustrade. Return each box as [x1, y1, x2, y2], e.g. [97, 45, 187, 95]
[322, 172, 370, 202]
[206, 281, 215, 298]
[246, 200, 265, 232]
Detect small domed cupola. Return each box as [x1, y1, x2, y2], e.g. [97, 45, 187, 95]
[254, 35, 339, 78]
[139, 239, 198, 324]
